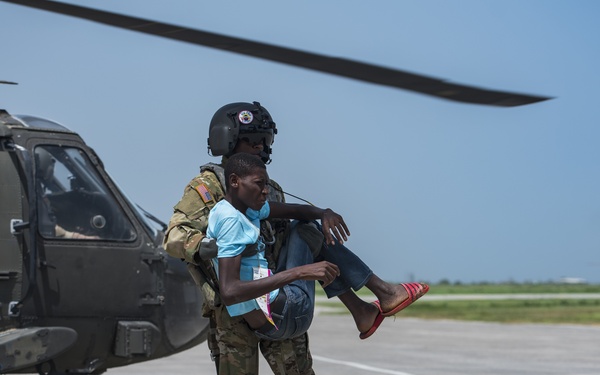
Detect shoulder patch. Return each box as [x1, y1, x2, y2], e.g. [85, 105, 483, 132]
[195, 183, 214, 204]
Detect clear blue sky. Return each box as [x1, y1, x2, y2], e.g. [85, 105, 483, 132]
[2, 0, 599, 283]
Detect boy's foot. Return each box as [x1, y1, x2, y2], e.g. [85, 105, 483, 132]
[359, 303, 384, 340]
[374, 282, 429, 317]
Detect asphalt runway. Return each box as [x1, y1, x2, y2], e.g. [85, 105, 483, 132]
[107, 313, 600, 375]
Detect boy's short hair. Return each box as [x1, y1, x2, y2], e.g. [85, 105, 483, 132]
[225, 153, 267, 189]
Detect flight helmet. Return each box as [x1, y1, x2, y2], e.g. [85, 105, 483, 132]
[207, 101, 277, 164]
[34, 147, 55, 183]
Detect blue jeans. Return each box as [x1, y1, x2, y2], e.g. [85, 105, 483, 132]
[255, 221, 373, 341]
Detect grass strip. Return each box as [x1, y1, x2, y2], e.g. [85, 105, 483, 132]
[317, 298, 600, 325]
[397, 298, 600, 324]
[315, 283, 600, 297]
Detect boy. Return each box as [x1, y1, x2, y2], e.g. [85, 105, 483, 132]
[207, 153, 428, 341]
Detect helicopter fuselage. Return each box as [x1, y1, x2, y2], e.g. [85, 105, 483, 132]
[0, 110, 208, 374]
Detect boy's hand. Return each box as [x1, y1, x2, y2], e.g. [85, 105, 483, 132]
[321, 208, 350, 245]
[297, 261, 340, 287]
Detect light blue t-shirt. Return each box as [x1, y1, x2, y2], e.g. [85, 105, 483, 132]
[207, 200, 279, 316]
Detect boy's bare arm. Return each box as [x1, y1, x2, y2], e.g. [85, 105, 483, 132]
[218, 256, 339, 306]
[268, 201, 350, 244]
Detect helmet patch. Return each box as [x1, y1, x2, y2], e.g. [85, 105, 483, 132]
[238, 110, 254, 124]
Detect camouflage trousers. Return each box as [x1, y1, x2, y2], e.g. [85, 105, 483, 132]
[211, 304, 315, 375]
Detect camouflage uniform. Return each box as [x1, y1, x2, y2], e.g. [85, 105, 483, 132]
[164, 159, 315, 375]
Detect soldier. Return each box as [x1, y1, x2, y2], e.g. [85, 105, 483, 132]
[35, 147, 99, 240]
[164, 101, 428, 374]
[163, 102, 315, 375]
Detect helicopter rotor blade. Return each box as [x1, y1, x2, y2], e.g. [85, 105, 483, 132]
[1, 0, 551, 107]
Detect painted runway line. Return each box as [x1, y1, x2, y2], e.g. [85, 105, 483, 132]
[313, 355, 414, 375]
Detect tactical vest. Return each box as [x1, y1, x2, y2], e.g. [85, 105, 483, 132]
[200, 163, 227, 191]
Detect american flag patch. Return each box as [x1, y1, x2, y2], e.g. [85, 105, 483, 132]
[195, 184, 214, 204]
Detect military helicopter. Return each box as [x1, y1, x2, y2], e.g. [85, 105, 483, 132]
[0, 107, 208, 374]
[0, 1, 550, 374]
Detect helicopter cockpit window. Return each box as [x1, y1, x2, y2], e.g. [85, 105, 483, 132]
[35, 145, 136, 241]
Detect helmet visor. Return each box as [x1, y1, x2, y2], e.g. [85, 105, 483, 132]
[240, 130, 274, 146]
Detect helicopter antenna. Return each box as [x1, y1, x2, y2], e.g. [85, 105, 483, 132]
[136, 204, 168, 231]
[268, 182, 315, 206]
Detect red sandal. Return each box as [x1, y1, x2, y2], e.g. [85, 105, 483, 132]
[373, 282, 429, 317]
[359, 307, 384, 340]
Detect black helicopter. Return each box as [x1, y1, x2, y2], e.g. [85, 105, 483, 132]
[0, 109, 207, 374]
[0, 1, 550, 374]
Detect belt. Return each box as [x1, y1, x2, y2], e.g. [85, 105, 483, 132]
[255, 288, 286, 334]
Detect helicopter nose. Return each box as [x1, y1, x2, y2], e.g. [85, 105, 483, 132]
[161, 256, 208, 348]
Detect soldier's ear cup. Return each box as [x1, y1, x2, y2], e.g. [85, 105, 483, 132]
[208, 122, 238, 156]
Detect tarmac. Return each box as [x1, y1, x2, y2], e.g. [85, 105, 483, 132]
[107, 306, 600, 375]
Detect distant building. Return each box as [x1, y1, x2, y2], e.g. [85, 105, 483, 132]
[557, 277, 587, 284]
